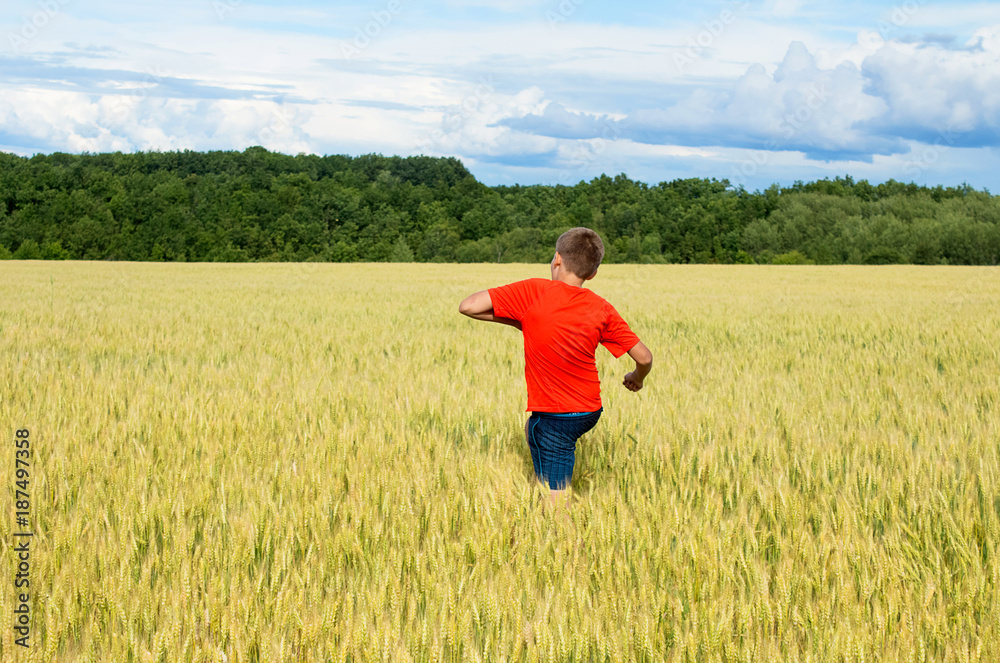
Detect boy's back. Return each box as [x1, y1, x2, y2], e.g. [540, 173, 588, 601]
[488, 277, 639, 413]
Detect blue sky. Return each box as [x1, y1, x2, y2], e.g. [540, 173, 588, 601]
[2, 0, 999, 191]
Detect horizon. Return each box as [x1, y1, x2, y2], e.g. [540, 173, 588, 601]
[2, 147, 992, 195]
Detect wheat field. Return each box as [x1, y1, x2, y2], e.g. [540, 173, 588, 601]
[1, 262, 998, 663]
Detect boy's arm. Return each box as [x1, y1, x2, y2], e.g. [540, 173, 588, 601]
[458, 290, 522, 330]
[623, 341, 652, 392]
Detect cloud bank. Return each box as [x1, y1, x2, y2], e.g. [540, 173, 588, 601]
[503, 32, 1000, 163]
[0, 1, 998, 190]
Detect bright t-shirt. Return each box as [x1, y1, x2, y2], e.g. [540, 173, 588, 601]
[488, 278, 641, 413]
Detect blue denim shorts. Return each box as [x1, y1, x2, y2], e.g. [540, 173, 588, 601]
[526, 408, 603, 490]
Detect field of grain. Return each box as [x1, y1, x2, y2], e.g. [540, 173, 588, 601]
[1, 262, 998, 663]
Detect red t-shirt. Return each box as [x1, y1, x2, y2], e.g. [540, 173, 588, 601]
[488, 278, 641, 413]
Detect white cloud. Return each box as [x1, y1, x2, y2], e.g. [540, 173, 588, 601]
[506, 41, 897, 160]
[0, 88, 313, 154]
[504, 29, 1000, 167]
[860, 33, 1000, 143]
[411, 86, 557, 159]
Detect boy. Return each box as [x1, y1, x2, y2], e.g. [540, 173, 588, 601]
[458, 227, 653, 505]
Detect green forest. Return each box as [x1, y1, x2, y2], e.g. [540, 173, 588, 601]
[1, 148, 998, 265]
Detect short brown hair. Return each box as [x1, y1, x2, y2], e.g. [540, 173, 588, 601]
[556, 227, 604, 279]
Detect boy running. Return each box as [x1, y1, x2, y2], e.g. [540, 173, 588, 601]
[458, 227, 653, 504]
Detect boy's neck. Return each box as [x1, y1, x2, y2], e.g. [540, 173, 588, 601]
[549, 251, 589, 288]
[554, 275, 585, 288]
[551, 268, 587, 288]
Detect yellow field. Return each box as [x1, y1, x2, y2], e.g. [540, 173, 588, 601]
[1, 262, 998, 663]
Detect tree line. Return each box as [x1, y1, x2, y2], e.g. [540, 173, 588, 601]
[1, 148, 997, 265]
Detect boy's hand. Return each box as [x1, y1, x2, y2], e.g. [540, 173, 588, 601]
[623, 341, 652, 392]
[622, 371, 644, 392]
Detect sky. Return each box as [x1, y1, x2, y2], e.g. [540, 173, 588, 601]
[1, 0, 999, 191]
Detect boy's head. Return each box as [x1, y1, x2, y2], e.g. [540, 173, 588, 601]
[554, 227, 604, 280]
